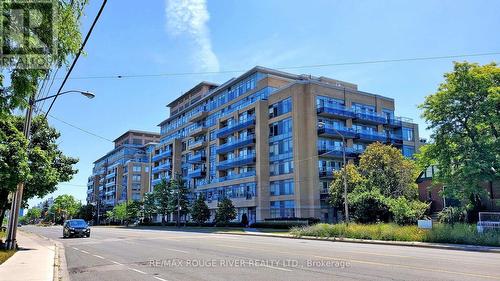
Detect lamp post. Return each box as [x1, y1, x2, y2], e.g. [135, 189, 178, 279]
[318, 122, 349, 223]
[4, 90, 94, 250]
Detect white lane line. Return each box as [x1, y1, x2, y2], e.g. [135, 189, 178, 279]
[127, 267, 147, 274]
[80, 250, 90, 254]
[154, 276, 169, 281]
[92, 254, 105, 259]
[110, 260, 123, 265]
[165, 248, 189, 254]
[72, 247, 79, 250]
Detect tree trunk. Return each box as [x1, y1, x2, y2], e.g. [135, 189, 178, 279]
[0, 191, 10, 229]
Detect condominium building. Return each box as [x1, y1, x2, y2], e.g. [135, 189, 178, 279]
[151, 66, 420, 223]
[87, 130, 160, 218]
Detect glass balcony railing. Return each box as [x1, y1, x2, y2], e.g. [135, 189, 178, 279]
[187, 153, 206, 164]
[152, 162, 171, 173]
[317, 104, 356, 119]
[189, 110, 208, 123]
[214, 170, 256, 182]
[216, 116, 256, 138]
[105, 181, 115, 187]
[318, 146, 364, 158]
[357, 130, 388, 142]
[188, 168, 206, 178]
[317, 125, 357, 139]
[151, 176, 171, 187]
[216, 134, 256, 154]
[105, 172, 115, 179]
[217, 153, 256, 170]
[318, 167, 336, 178]
[354, 111, 387, 125]
[152, 149, 172, 162]
[389, 133, 403, 145]
[188, 125, 208, 137]
[188, 139, 207, 150]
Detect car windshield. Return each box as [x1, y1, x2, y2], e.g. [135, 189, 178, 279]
[68, 220, 87, 227]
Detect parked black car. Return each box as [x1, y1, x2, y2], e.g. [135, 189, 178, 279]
[63, 219, 90, 238]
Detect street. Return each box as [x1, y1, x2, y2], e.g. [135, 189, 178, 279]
[20, 226, 500, 281]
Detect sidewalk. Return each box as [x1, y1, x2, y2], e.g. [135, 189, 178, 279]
[0, 231, 55, 281]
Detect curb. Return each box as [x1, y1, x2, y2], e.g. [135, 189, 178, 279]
[214, 232, 500, 253]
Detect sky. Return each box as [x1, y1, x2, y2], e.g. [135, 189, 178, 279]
[27, 0, 500, 207]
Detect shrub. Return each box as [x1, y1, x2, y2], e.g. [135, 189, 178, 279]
[438, 207, 466, 224]
[350, 190, 391, 223]
[388, 197, 429, 225]
[251, 221, 309, 229]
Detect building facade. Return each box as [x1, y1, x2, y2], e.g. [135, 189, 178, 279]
[151, 66, 421, 223]
[87, 130, 160, 220]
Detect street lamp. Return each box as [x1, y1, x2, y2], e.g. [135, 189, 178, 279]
[318, 122, 349, 223]
[4, 89, 94, 250]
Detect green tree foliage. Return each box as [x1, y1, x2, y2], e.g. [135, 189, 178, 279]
[153, 179, 171, 225]
[215, 197, 236, 226]
[0, 0, 89, 116]
[418, 62, 500, 211]
[112, 203, 127, 224]
[329, 143, 428, 225]
[105, 210, 114, 224]
[0, 116, 78, 228]
[77, 204, 94, 222]
[25, 208, 42, 224]
[190, 194, 210, 225]
[169, 178, 190, 224]
[50, 194, 81, 222]
[126, 200, 142, 224]
[142, 193, 156, 222]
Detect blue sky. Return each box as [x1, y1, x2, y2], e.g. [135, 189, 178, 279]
[28, 0, 500, 207]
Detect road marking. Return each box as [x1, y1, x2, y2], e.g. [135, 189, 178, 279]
[80, 250, 90, 254]
[262, 265, 293, 272]
[154, 277, 169, 281]
[127, 267, 147, 274]
[110, 260, 123, 265]
[72, 247, 79, 250]
[92, 254, 105, 259]
[165, 248, 189, 254]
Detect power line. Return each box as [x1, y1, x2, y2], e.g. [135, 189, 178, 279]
[47, 113, 114, 142]
[44, 0, 108, 118]
[56, 51, 500, 80]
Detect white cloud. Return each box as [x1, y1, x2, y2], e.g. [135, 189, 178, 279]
[165, 0, 219, 72]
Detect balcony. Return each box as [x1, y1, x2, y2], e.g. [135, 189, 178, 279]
[151, 176, 171, 187]
[356, 130, 388, 143]
[188, 139, 207, 150]
[187, 152, 206, 164]
[105, 189, 116, 196]
[317, 125, 357, 139]
[318, 146, 364, 158]
[188, 167, 206, 178]
[389, 133, 403, 145]
[103, 199, 115, 206]
[105, 181, 115, 188]
[189, 111, 208, 123]
[152, 149, 172, 162]
[354, 111, 387, 125]
[215, 170, 256, 182]
[87, 189, 93, 194]
[319, 168, 335, 179]
[188, 125, 208, 137]
[152, 161, 171, 174]
[216, 117, 256, 138]
[216, 134, 256, 154]
[317, 104, 356, 119]
[105, 172, 115, 179]
[217, 153, 256, 170]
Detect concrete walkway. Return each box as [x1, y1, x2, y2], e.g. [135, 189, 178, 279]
[0, 231, 55, 281]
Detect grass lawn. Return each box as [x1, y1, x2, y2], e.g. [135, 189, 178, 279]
[290, 223, 500, 247]
[0, 231, 16, 264]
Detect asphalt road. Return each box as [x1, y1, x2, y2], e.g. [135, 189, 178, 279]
[21, 225, 500, 281]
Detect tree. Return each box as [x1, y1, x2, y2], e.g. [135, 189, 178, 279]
[359, 142, 419, 199]
[105, 210, 114, 224]
[51, 195, 80, 222]
[153, 179, 172, 226]
[142, 193, 156, 223]
[215, 197, 236, 226]
[0, 0, 89, 116]
[190, 194, 210, 225]
[0, 116, 78, 228]
[418, 62, 500, 215]
[329, 163, 366, 209]
[112, 203, 127, 224]
[169, 178, 190, 225]
[126, 200, 142, 225]
[77, 204, 94, 222]
[25, 208, 42, 224]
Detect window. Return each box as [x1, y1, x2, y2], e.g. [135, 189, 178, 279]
[133, 166, 141, 172]
[270, 179, 294, 196]
[403, 127, 414, 141]
[402, 145, 415, 158]
[270, 160, 294, 176]
[269, 98, 292, 118]
[270, 200, 295, 218]
[132, 175, 141, 182]
[132, 138, 142, 145]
